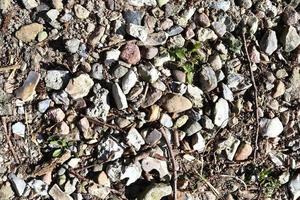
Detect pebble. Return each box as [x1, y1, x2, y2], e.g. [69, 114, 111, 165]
[197, 28, 218, 42]
[126, 127, 145, 151]
[120, 162, 142, 186]
[37, 31, 48, 42]
[120, 43, 141, 64]
[65, 39, 80, 53]
[88, 184, 110, 199]
[15, 23, 43, 43]
[157, 0, 169, 7]
[214, 98, 229, 128]
[0, 0, 11, 12]
[162, 94, 192, 113]
[172, 70, 186, 83]
[289, 173, 300, 200]
[12, 122, 26, 137]
[47, 108, 65, 123]
[234, 142, 253, 161]
[221, 83, 234, 102]
[281, 26, 300, 52]
[153, 53, 171, 67]
[91, 63, 104, 80]
[201, 115, 214, 129]
[97, 171, 110, 187]
[74, 4, 90, 19]
[191, 132, 206, 152]
[49, 184, 72, 200]
[211, 21, 226, 37]
[97, 137, 124, 161]
[45, 70, 69, 90]
[142, 157, 169, 178]
[15, 71, 40, 101]
[46, 9, 59, 21]
[148, 105, 161, 122]
[141, 46, 158, 59]
[198, 65, 217, 92]
[65, 74, 94, 99]
[249, 46, 260, 63]
[209, 54, 222, 70]
[184, 121, 202, 136]
[237, 0, 252, 9]
[55, 121, 70, 135]
[210, 0, 231, 11]
[8, 173, 27, 196]
[52, 0, 63, 10]
[51, 91, 70, 106]
[112, 83, 128, 110]
[282, 6, 299, 26]
[126, 23, 148, 42]
[122, 70, 137, 94]
[141, 183, 172, 200]
[273, 81, 285, 98]
[218, 136, 241, 161]
[143, 31, 168, 46]
[138, 63, 159, 83]
[22, 0, 38, 9]
[113, 65, 128, 79]
[260, 30, 278, 55]
[160, 113, 173, 128]
[105, 49, 121, 64]
[195, 13, 210, 27]
[260, 117, 283, 138]
[145, 129, 162, 145]
[123, 10, 144, 25]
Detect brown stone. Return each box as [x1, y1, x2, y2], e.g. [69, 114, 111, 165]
[15, 23, 43, 42]
[15, 71, 40, 101]
[162, 94, 193, 113]
[234, 142, 253, 161]
[120, 43, 141, 64]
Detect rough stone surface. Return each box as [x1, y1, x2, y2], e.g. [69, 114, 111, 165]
[141, 183, 172, 200]
[112, 83, 128, 110]
[162, 94, 193, 113]
[65, 74, 94, 99]
[15, 23, 43, 42]
[120, 43, 141, 64]
[214, 98, 229, 128]
[74, 4, 90, 19]
[281, 26, 300, 52]
[260, 117, 283, 138]
[260, 30, 278, 55]
[45, 70, 69, 90]
[198, 65, 218, 92]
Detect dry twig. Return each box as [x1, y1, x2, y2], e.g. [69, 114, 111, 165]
[1, 117, 19, 163]
[85, 116, 124, 133]
[0, 63, 21, 72]
[160, 127, 177, 200]
[242, 33, 260, 161]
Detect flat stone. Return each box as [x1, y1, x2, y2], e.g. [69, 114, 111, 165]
[126, 127, 145, 151]
[209, 54, 222, 70]
[22, 0, 38, 9]
[172, 70, 186, 83]
[123, 10, 144, 25]
[260, 30, 278, 55]
[51, 91, 70, 106]
[120, 162, 142, 186]
[97, 171, 110, 187]
[214, 98, 229, 128]
[47, 108, 65, 123]
[212, 21, 226, 37]
[197, 65, 217, 92]
[186, 85, 204, 108]
[105, 49, 121, 64]
[210, 0, 231, 11]
[281, 26, 300, 52]
[52, 0, 63, 10]
[141, 183, 172, 200]
[195, 13, 210, 27]
[45, 70, 69, 90]
[65, 74, 94, 99]
[282, 6, 299, 26]
[122, 70, 137, 94]
[141, 46, 158, 59]
[37, 31, 48, 42]
[120, 43, 141, 64]
[142, 89, 163, 108]
[46, 9, 59, 21]
[145, 129, 162, 145]
[112, 83, 128, 110]
[128, 0, 157, 6]
[148, 105, 161, 122]
[162, 94, 192, 113]
[8, 173, 26, 196]
[49, 184, 73, 200]
[126, 23, 148, 42]
[54, 121, 70, 135]
[260, 117, 283, 138]
[113, 65, 129, 79]
[200, 115, 214, 129]
[88, 184, 110, 199]
[15, 71, 40, 101]
[97, 137, 124, 161]
[12, 122, 25, 137]
[74, 4, 90, 19]
[197, 28, 218, 42]
[143, 31, 168, 46]
[234, 142, 253, 161]
[65, 39, 80, 53]
[15, 23, 43, 42]
[221, 83, 234, 102]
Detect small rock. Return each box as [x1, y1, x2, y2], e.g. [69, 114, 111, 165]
[141, 183, 172, 200]
[237, 0, 252, 9]
[37, 31, 48, 42]
[120, 43, 141, 64]
[128, 0, 156, 7]
[142, 157, 169, 178]
[200, 115, 214, 129]
[157, 0, 169, 7]
[0, 0, 11, 12]
[120, 162, 142, 185]
[221, 83, 234, 102]
[214, 98, 229, 128]
[141, 46, 158, 59]
[148, 105, 161, 122]
[153, 53, 171, 67]
[105, 49, 121, 64]
[162, 94, 192, 113]
[91, 63, 104, 80]
[68, 158, 81, 168]
[97, 171, 110, 187]
[45, 70, 69, 90]
[54, 121, 70, 135]
[126, 127, 145, 151]
[12, 122, 25, 137]
[218, 136, 241, 161]
[8, 173, 27, 196]
[234, 142, 253, 161]
[126, 23, 148, 42]
[46, 9, 59, 21]
[88, 184, 110, 199]
[289, 173, 300, 200]
[145, 129, 162, 145]
[195, 13, 210, 27]
[198, 65, 217, 92]
[64, 180, 77, 195]
[15, 71, 40, 101]
[260, 30, 278, 55]
[22, 0, 38, 9]
[52, 0, 63, 10]
[281, 26, 300, 52]
[38, 99, 51, 113]
[47, 108, 65, 123]
[249, 45, 260, 63]
[15, 23, 43, 42]
[122, 70, 137, 94]
[97, 137, 124, 161]
[113, 65, 129, 79]
[282, 6, 299, 26]
[167, 26, 184, 36]
[197, 28, 218, 42]
[65, 74, 94, 99]
[273, 81, 285, 98]
[51, 91, 70, 106]
[210, 0, 231, 11]
[65, 39, 80, 53]
[209, 54, 222, 70]
[143, 31, 168, 46]
[174, 115, 189, 128]
[0, 182, 14, 199]
[260, 117, 283, 138]
[191, 132, 205, 152]
[160, 113, 173, 128]
[112, 83, 128, 110]
[123, 10, 144, 25]
[138, 63, 159, 83]
[74, 4, 90, 19]
[212, 21, 226, 37]
[279, 171, 290, 185]
[183, 121, 202, 136]
[172, 70, 186, 83]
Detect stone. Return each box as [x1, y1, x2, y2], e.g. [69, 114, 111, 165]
[105, 49, 121, 64]
[249, 45, 260, 63]
[120, 162, 142, 185]
[201, 115, 214, 129]
[145, 129, 162, 145]
[142, 157, 169, 178]
[191, 132, 205, 152]
[47, 108, 65, 123]
[209, 54, 222, 70]
[198, 65, 217, 92]
[8, 173, 26, 196]
[152, 80, 166, 91]
[226, 72, 244, 89]
[197, 28, 218, 42]
[74, 4, 90, 19]
[186, 85, 203, 108]
[214, 98, 229, 128]
[281, 26, 300, 52]
[260, 117, 283, 138]
[65, 39, 80, 53]
[91, 63, 104, 80]
[126, 23, 148, 42]
[120, 43, 141, 64]
[22, 0, 38, 9]
[162, 94, 192, 113]
[0, 182, 14, 199]
[260, 30, 278, 55]
[51, 91, 70, 106]
[37, 31, 48, 42]
[64, 180, 77, 195]
[46, 9, 60, 21]
[177, 8, 195, 27]
[195, 13, 210, 27]
[289, 67, 300, 100]
[123, 10, 144, 25]
[106, 161, 122, 183]
[52, 0, 63, 10]
[15, 23, 43, 42]
[49, 184, 73, 200]
[210, 0, 231, 11]
[237, 0, 252, 9]
[273, 81, 285, 98]
[183, 121, 202, 136]
[65, 74, 94, 99]
[128, 0, 157, 7]
[138, 63, 159, 83]
[126, 127, 145, 151]
[289, 173, 300, 200]
[234, 142, 253, 161]
[211, 21, 226, 37]
[221, 83, 234, 102]
[167, 26, 184, 37]
[141, 183, 172, 200]
[12, 122, 25, 137]
[97, 137, 124, 161]
[172, 70, 186, 83]
[160, 113, 173, 128]
[88, 26, 105, 48]
[112, 83, 128, 110]
[45, 70, 69, 90]
[153, 53, 171, 67]
[97, 171, 110, 187]
[148, 105, 161, 122]
[282, 6, 299, 26]
[54, 121, 70, 135]
[157, 0, 169, 7]
[122, 70, 137, 94]
[0, 0, 11, 12]
[88, 184, 110, 199]
[113, 65, 128, 79]
[218, 136, 241, 161]
[15, 71, 40, 101]
[141, 46, 158, 59]
[143, 31, 168, 46]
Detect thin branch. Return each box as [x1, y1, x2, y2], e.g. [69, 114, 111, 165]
[1, 117, 19, 163]
[85, 116, 124, 133]
[160, 127, 177, 200]
[242, 33, 260, 162]
[0, 63, 21, 72]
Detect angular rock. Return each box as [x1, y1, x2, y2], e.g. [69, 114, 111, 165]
[122, 70, 137, 94]
[143, 31, 168, 46]
[12, 122, 25, 137]
[47, 108, 65, 123]
[65, 39, 80, 53]
[105, 49, 121, 65]
[65, 74, 94, 99]
[214, 98, 229, 128]
[38, 99, 51, 113]
[209, 54, 222, 70]
[120, 43, 141, 64]
[0, 182, 14, 199]
[191, 132, 205, 152]
[22, 0, 38, 9]
[126, 23, 148, 42]
[8, 173, 26, 196]
[0, 0, 11, 11]
[289, 173, 300, 200]
[282, 6, 299, 26]
[281, 26, 300, 52]
[198, 65, 217, 92]
[195, 13, 210, 27]
[218, 136, 241, 161]
[160, 113, 173, 128]
[197, 28, 218, 42]
[260, 30, 278, 55]
[112, 83, 128, 110]
[126, 127, 145, 151]
[138, 63, 159, 83]
[145, 129, 162, 145]
[221, 83, 234, 102]
[212, 21, 226, 37]
[52, 0, 63, 10]
[162, 94, 192, 113]
[15, 23, 43, 42]
[88, 184, 110, 199]
[15, 71, 40, 101]
[273, 81, 285, 98]
[200, 115, 214, 129]
[141, 46, 158, 59]
[98, 137, 124, 161]
[45, 70, 69, 90]
[120, 162, 142, 186]
[141, 183, 172, 200]
[91, 63, 104, 80]
[260, 117, 283, 138]
[123, 10, 144, 25]
[186, 85, 203, 108]
[74, 4, 90, 19]
[142, 157, 169, 178]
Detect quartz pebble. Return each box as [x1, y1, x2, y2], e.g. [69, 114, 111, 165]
[260, 30, 278, 55]
[214, 98, 229, 128]
[12, 122, 26, 137]
[65, 74, 94, 99]
[74, 4, 90, 19]
[112, 83, 128, 110]
[126, 127, 145, 151]
[8, 173, 26, 197]
[260, 117, 283, 138]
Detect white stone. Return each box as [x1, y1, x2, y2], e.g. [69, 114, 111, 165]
[46, 9, 60, 21]
[213, 98, 229, 128]
[260, 117, 283, 138]
[126, 127, 145, 151]
[142, 157, 169, 178]
[126, 23, 148, 42]
[191, 132, 205, 152]
[12, 122, 25, 137]
[28, 180, 48, 196]
[74, 4, 90, 19]
[289, 173, 300, 200]
[120, 162, 142, 185]
[38, 99, 51, 113]
[160, 113, 173, 128]
[105, 49, 120, 61]
[22, 0, 38, 9]
[112, 83, 128, 110]
[8, 173, 27, 196]
[221, 83, 234, 102]
[98, 138, 124, 161]
[65, 74, 94, 99]
[122, 70, 137, 94]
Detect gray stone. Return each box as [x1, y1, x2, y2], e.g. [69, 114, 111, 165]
[186, 85, 204, 108]
[143, 31, 168, 46]
[126, 127, 145, 151]
[45, 70, 69, 90]
[138, 63, 159, 83]
[197, 28, 218, 42]
[221, 83, 234, 102]
[141, 89, 162, 108]
[142, 157, 169, 178]
[237, 0, 252, 9]
[212, 21, 226, 37]
[28, 179, 48, 197]
[198, 65, 217, 92]
[177, 8, 196, 27]
[141, 46, 158, 59]
[145, 129, 162, 145]
[183, 121, 202, 136]
[201, 115, 214, 129]
[12, 122, 26, 137]
[51, 91, 70, 106]
[65, 74, 94, 99]
[210, 0, 231, 11]
[141, 183, 172, 200]
[97, 137, 124, 161]
[167, 26, 184, 36]
[282, 6, 299, 26]
[281, 26, 300, 52]
[214, 98, 229, 128]
[260, 117, 283, 138]
[46, 9, 60, 21]
[260, 30, 278, 55]
[123, 10, 144, 25]
[112, 83, 128, 110]
[289, 173, 300, 200]
[8, 173, 27, 196]
[91, 63, 104, 80]
[209, 54, 222, 70]
[105, 49, 121, 64]
[49, 184, 72, 200]
[128, 0, 157, 6]
[74, 4, 90, 19]
[153, 53, 171, 67]
[22, 0, 38, 9]
[126, 23, 148, 42]
[65, 39, 80, 53]
[226, 72, 244, 89]
[122, 70, 137, 94]
[162, 94, 193, 113]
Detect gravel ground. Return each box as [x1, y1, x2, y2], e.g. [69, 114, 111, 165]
[0, 0, 299, 199]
